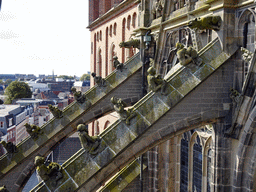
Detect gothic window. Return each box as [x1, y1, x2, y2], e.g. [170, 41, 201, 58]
[122, 18, 126, 63]
[132, 12, 137, 28]
[114, 23, 117, 35]
[97, 48, 102, 77]
[180, 134, 189, 191]
[110, 44, 116, 72]
[127, 15, 131, 30]
[104, 121, 110, 129]
[97, 32, 99, 41]
[105, 27, 109, 76]
[192, 135, 202, 192]
[100, 30, 102, 41]
[110, 25, 113, 36]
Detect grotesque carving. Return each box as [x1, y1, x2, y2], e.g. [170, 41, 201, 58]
[24, 123, 43, 139]
[91, 72, 106, 87]
[71, 87, 87, 104]
[147, 61, 168, 95]
[0, 141, 18, 154]
[230, 88, 241, 103]
[241, 47, 253, 63]
[119, 39, 140, 49]
[113, 56, 126, 72]
[176, 42, 202, 66]
[77, 124, 101, 155]
[152, 0, 163, 19]
[48, 104, 63, 119]
[34, 156, 63, 186]
[111, 97, 137, 125]
[187, 16, 222, 31]
[0, 186, 9, 192]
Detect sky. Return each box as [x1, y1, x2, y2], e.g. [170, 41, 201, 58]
[0, 0, 91, 77]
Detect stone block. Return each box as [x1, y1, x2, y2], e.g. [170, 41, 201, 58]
[193, 64, 214, 81]
[93, 147, 116, 168]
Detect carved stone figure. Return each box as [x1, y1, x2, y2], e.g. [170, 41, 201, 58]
[24, 123, 43, 139]
[48, 104, 63, 119]
[111, 97, 137, 125]
[176, 42, 202, 66]
[34, 156, 63, 186]
[91, 72, 106, 87]
[152, 0, 163, 19]
[77, 124, 101, 155]
[0, 186, 9, 192]
[113, 56, 126, 72]
[119, 39, 140, 49]
[187, 16, 222, 31]
[241, 47, 253, 63]
[230, 88, 241, 103]
[147, 61, 168, 95]
[71, 87, 87, 104]
[0, 141, 18, 154]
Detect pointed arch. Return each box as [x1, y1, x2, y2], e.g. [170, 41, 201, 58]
[132, 12, 137, 28]
[122, 18, 126, 63]
[109, 43, 116, 73]
[105, 27, 109, 76]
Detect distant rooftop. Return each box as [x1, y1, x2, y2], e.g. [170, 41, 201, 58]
[0, 105, 20, 116]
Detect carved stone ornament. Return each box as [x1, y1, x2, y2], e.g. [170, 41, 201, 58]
[34, 156, 63, 186]
[176, 42, 202, 66]
[147, 60, 168, 95]
[187, 16, 222, 31]
[0, 141, 18, 154]
[111, 97, 137, 125]
[241, 47, 253, 63]
[119, 39, 140, 49]
[71, 87, 87, 104]
[91, 72, 106, 87]
[0, 186, 9, 192]
[230, 88, 241, 104]
[113, 56, 126, 72]
[24, 123, 43, 139]
[77, 124, 101, 155]
[152, 0, 163, 19]
[48, 104, 63, 119]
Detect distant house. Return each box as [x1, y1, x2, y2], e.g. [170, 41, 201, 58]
[73, 81, 90, 92]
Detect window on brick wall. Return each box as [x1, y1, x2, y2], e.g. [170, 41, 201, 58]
[132, 13, 137, 28]
[114, 23, 117, 35]
[127, 15, 131, 30]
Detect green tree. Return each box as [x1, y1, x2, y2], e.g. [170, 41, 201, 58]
[4, 81, 32, 104]
[5, 79, 12, 85]
[0, 80, 3, 85]
[80, 74, 90, 81]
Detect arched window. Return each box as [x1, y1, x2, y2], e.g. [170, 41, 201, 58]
[97, 32, 99, 41]
[114, 23, 117, 35]
[180, 133, 189, 192]
[132, 13, 137, 28]
[100, 30, 102, 41]
[110, 25, 113, 37]
[104, 121, 110, 129]
[109, 43, 116, 73]
[127, 15, 131, 30]
[105, 27, 109, 76]
[93, 34, 97, 80]
[97, 48, 102, 77]
[192, 135, 202, 192]
[122, 18, 126, 63]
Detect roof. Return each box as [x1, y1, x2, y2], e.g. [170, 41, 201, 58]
[0, 105, 20, 116]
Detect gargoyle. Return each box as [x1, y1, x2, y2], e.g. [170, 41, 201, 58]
[0, 141, 18, 154]
[187, 16, 222, 31]
[0, 186, 9, 192]
[91, 72, 106, 87]
[71, 87, 87, 104]
[77, 124, 101, 155]
[34, 156, 63, 186]
[147, 62, 168, 95]
[24, 123, 43, 139]
[111, 97, 137, 125]
[113, 56, 126, 72]
[176, 42, 202, 66]
[48, 104, 63, 119]
[119, 39, 140, 49]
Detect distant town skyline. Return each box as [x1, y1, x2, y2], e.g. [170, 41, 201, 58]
[0, 0, 91, 76]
